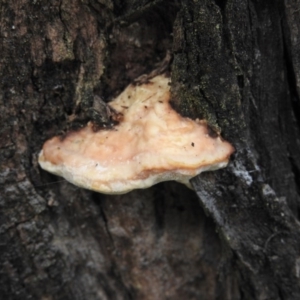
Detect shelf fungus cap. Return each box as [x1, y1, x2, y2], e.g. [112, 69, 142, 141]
[38, 75, 234, 194]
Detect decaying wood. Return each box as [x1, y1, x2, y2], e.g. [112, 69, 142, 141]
[1, 0, 300, 299]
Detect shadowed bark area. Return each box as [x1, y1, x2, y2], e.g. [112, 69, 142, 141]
[1, 0, 300, 299]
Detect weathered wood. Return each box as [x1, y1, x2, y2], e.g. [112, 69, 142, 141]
[1, 0, 300, 299]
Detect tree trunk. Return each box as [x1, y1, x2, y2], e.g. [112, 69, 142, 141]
[1, 0, 300, 299]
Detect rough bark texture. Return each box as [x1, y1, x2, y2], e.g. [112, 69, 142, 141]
[1, 0, 300, 299]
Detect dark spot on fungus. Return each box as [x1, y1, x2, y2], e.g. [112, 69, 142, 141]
[145, 106, 148, 109]
[191, 142, 194, 147]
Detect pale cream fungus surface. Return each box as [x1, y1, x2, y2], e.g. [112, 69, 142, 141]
[39, 75, 234, 194]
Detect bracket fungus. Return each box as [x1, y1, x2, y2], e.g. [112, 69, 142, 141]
[38, 75, 234, 194]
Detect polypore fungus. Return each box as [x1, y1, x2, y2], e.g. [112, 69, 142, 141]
[38, 75, 234, 194]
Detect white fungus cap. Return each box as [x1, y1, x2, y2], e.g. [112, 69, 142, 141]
[38, 75, 234, 194]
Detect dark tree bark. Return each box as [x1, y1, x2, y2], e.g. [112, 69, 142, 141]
[1, 0, 300, 299]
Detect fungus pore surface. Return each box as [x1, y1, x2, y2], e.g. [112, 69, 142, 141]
[38, 75, 234, 194]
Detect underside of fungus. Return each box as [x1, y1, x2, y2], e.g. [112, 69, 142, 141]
[38, 75, 234, 194]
